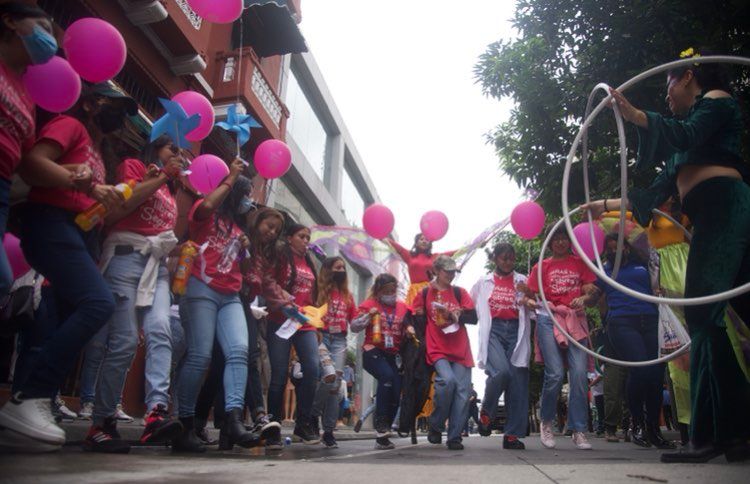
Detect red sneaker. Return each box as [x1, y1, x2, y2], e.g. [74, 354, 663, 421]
[477, 410, 492, 437]
[83, 418, 130, 453]
[140, 404, 183, 444]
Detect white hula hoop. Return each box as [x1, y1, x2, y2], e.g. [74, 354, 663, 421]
[563, 55, 750, 306]
[537, 207, 690, 366]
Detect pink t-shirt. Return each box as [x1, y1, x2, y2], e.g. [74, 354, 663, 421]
[28, 116, 105, 213]
[489, 273, 519, 320]
[110, 159, 177, 236]
[0, 61, 35, 180]
[188, 200, 244, 294]
[322, 289, 357, 335]
[412, 286, 475, 367]
[528, 255, 596, 307]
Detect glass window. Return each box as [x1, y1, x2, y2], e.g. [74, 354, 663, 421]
[285, 71, 327, 181]
[341, 169, 365, 226]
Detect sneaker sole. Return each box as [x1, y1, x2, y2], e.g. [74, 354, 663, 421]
[540, 440, 556, 449]
[0, 411, 65, 445]
[0, 427, 62, 453]
[141, 420, 184, 444]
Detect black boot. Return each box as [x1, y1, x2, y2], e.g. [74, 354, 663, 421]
[172, 417, 206, 453]
[631, 418, 650, 448]
[646, 422, 675, 449]
[219, 408, 261, 450]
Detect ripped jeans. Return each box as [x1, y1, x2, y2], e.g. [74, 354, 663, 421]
[362, 348, 401, 426]
[91, 252, 172, 423]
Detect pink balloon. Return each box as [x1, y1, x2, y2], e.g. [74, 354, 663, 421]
[63, 18, 126, 83]
[187, 0, 243, 24]
[3, 234, 30, 280]
[362, 204, 394, 239]
[172, 91, 215, 142]
[420, 211, 449, 242]
[572, 222, 606, 260]
[188, 154, 230, 194]
[254, 139, 292, 179]
[22, 56, 81, 113]
[511, 201, 545, 240]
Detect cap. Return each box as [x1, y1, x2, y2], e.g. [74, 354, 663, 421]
[433, 255, 457, 272]
[87, 82, 138, 116]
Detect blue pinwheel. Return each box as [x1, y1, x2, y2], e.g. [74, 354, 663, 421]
[150, 98, 201, 149]
[216, 103, 262, 148]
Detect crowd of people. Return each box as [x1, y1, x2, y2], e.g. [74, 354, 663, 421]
[0, 2, 748, 464]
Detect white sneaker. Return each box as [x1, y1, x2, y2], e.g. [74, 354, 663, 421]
[540, 421, 556, 449]
[78, 401, 94, 420]
[0, 426, 61, 453]
[114, 404, 134, 423]
[0, 395, 65, 446]
[572, 431, 592, 450]
[53, 396, 78, 421]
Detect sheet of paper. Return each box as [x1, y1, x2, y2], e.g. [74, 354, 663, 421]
[275, 318, 299, 340]
[442, 322, 460, 334]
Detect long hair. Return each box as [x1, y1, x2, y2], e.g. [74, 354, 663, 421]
[214, 175, 252, 237]
[316, 256, 351, 306]
[410, 232, 433, 257]
[280, 223, 317, 300]
[247, 206, 284, 263]
[367, 273, 398, 300]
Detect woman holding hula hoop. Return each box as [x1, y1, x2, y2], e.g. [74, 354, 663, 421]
[583, 48, 750, 463]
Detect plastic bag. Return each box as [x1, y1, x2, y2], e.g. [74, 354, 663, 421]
[658, 304, 690, 356]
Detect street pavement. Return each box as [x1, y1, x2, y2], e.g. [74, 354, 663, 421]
[1, 429, 748, 484]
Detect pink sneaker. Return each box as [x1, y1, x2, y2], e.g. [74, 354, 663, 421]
[573, 431, 592, 450]
[540, 421, 556, 449]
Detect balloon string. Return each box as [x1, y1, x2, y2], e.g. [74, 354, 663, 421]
[236, 11, 244, 159]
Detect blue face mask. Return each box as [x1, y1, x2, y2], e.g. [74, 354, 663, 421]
[237, 196, 255, 215]
[20, 24, 58, 65]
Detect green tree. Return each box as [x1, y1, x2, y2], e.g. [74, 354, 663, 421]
[475, 0, 750, 216]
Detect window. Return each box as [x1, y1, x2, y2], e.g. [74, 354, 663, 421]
[285, 71, 327, 181]
[341, 169, 365, 227]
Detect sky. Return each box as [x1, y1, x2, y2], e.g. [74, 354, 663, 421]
[299, 1, 523, 397]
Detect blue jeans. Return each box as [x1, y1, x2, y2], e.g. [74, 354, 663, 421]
[482, 319, 529, 437]
[0, 177, 12, 298]
[18, 204, 115, 398]
[536, 312, 589, 432]
[606, 314, 664, 424]
[12, 286, 59, 394]
[267, 326, 319, 424]
[362, 348, 401, 425]
[431, 358, 472, 442]
[313, 332, 347, 432]
[91, 252, 172, 421]
[176, 277, 248, 416]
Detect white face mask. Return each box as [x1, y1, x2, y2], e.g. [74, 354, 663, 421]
[379, 294, 397, 306]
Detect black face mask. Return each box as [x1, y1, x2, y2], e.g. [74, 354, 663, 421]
[95, 105, 126, 134]
[332, 271, 346, 283]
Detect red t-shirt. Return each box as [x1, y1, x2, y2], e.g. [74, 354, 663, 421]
[358, 298, 410, 354]
[110, 159, 177, 236]
[390, 241, 456, 284]
[528, 255, 596, 307]
[28, 115, 105, 213]
[0, 61, 35, 180]
[188, 200, 244, 294]
[489, 273, 519, 319]
[413, 285, 475, 367]
[270, 253, 316, 331]
[321, 289, 357, 335]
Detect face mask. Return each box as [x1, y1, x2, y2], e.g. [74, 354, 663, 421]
[95, 105, 126, 134]
[332, 271, 346, 283]
[380, 294, 397, 306]
[19, 24, 57, 65]
[237, 196, 255, 215]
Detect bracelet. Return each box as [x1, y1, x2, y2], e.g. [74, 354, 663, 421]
[603, 199, 609, 212]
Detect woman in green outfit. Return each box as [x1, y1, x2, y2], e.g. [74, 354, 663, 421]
[583, 49, 750, 463]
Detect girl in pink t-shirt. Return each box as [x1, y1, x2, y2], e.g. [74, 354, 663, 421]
[174, 161, 259, 453]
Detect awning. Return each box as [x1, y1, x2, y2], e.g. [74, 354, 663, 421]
[232, 0, 308, 57]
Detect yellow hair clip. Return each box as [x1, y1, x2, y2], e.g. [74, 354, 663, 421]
[679, 47, 695, 58]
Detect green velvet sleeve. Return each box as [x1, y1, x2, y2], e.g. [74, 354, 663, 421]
[629, 164, 677, 226]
